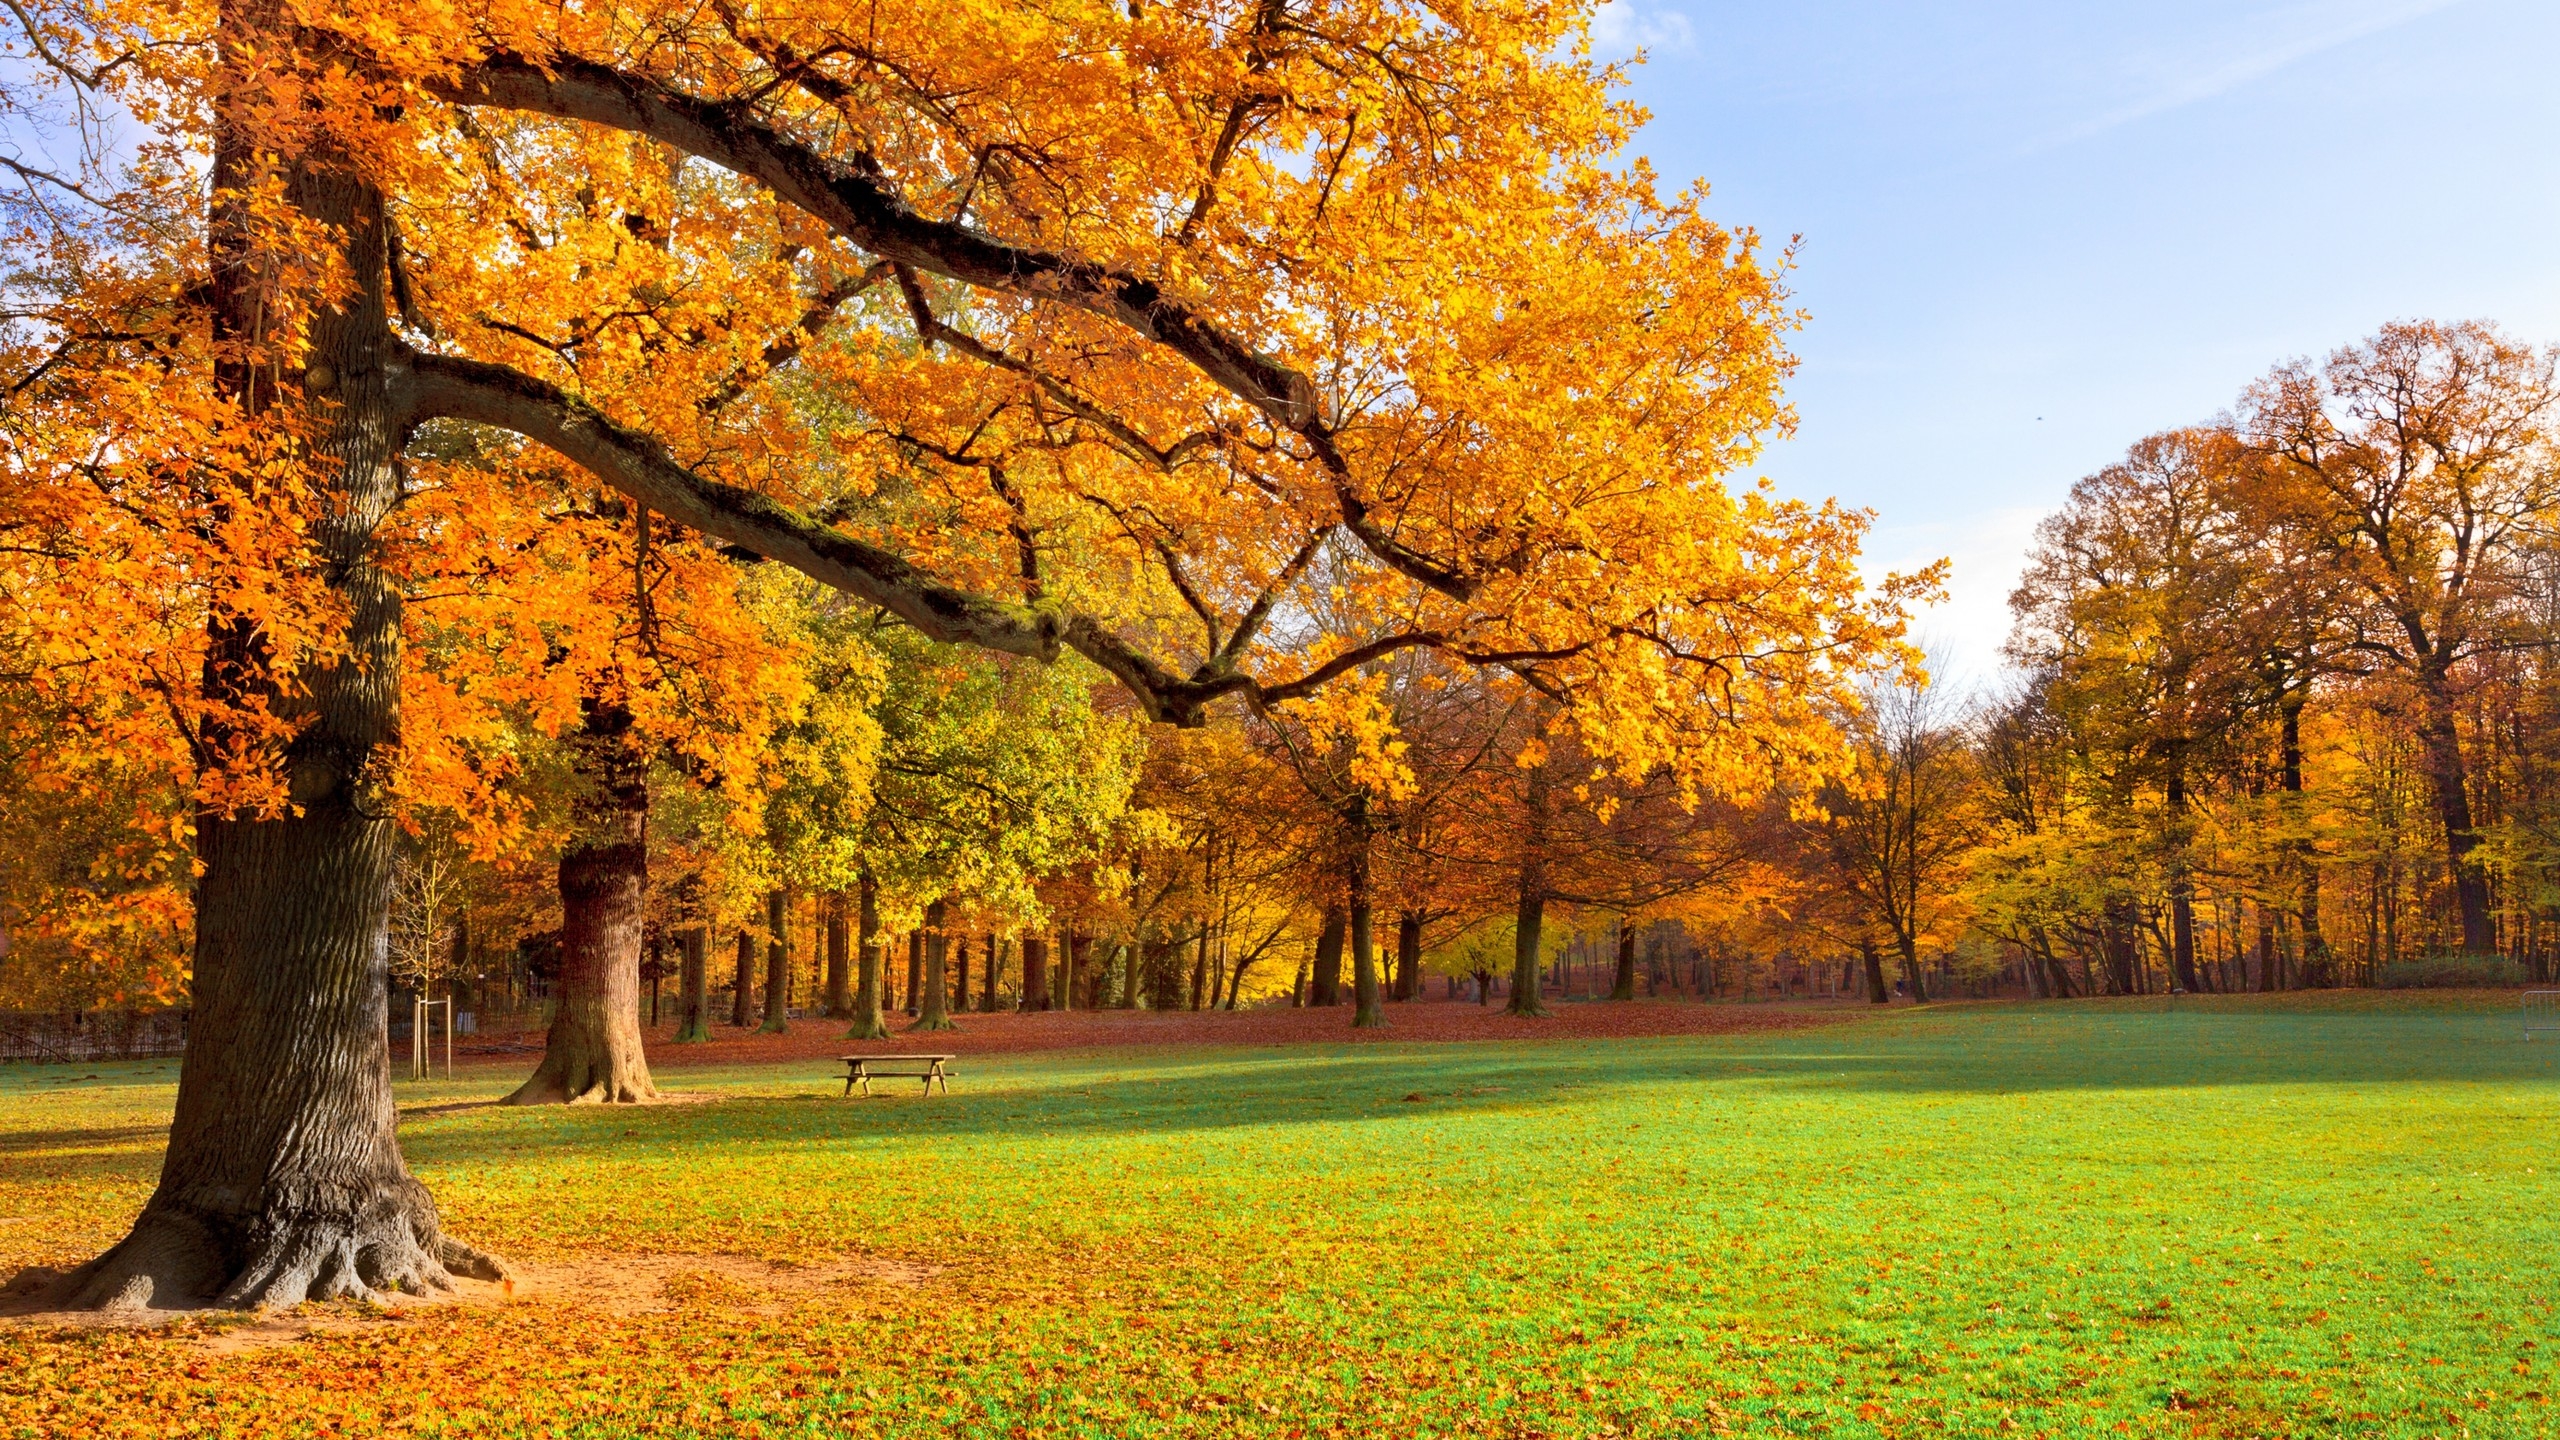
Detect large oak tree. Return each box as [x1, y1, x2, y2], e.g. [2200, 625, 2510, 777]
[3, 0, 1911, 1309]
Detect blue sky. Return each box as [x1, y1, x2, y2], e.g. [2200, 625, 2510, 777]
[1594, 0, 2560, 678]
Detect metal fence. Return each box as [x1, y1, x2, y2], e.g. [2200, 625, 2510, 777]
[0, 1010, 189, 1063]
[2523, 991, 2560, 1041]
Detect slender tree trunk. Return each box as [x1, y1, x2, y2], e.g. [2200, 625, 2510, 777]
[1861, 937, 1890, 1004]
[823, 893, 854, 1019]
[507, 702, 656, 1105]
[1896, 929, 1930, 1003]
[1349, 832, 1386, 1027]
[1061, 930, 1084, 1011]
[1311, 907, 1346, 1007]
[2256, 901, 2279, 992]
[954, 936, 971, 1016]
[62, 151, 502, 1309]
[759, 890, 791, 1033]
[1188, 925, 1210, 1011]
[2281, 699, 2338, 984]
[1507, 758, 1552, 1017]
[1610, 921, 1638, 1001]
[1394, 910, 1423, 1002]
[914, 899, 957, 1031]
[1350, 902, 1386, 1031]
[731, 929, 755, 1025]
[984, 933, 1002, 1012]
[673, 927, 710, 1043]
[904, 930, 922, 1015]
[2165, 769, 2202, 993]
[846, 873, 890, 1040]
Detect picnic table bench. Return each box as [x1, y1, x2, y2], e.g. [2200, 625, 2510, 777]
[836, 1053, 955, 1097]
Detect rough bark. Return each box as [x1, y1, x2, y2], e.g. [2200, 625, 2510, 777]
[1310, 907, 1346, 1007]
[759, 890, 791, 1033]
[1861, 937, 1891, 1005]
[60, 153, 502, 1310]
[505, 703, 657, 1106]
[673, 927, 711, 1042]
[914, 899, 958, 1030]
[823, 892, 854, 1018]
[846, 872, 890, 1039]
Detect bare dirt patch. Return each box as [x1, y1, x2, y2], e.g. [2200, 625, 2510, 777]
[0, 1250, 937, 1352]
[457, 997, 1867, 1072]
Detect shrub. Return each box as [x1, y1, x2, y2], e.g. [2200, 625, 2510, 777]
[2376, 955, 2531, 989]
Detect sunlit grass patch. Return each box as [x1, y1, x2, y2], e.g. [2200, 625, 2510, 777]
[6, 997, 2560, 1437]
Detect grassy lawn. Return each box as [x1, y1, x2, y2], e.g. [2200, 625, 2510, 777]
[4, 994, 2558, 1437]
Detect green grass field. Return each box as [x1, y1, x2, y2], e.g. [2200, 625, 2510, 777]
[5, 994, 2558, 1437]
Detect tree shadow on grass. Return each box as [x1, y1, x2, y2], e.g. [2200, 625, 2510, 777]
[377, 1003, 2560, 1175]
[19, 1006, 2560, 1181]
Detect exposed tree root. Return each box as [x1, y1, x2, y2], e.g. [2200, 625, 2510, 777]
[55, 1178, 507, 1313]
[503, 1041, 658, 1105]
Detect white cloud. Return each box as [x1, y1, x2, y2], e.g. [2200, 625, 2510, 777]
[1590, 0, 1696, 60]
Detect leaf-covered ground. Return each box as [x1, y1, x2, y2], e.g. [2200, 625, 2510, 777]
[4, 993, 2557, 1438]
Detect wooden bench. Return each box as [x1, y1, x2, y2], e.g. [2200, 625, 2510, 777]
[836, 1054, 955, 1097]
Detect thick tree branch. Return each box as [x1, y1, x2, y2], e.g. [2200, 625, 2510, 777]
[398, 345, 1263, 723]
[434, 52, 1481, 601]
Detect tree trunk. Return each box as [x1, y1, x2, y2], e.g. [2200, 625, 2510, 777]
[1394, 910, 1424, 1002]
[1507, 758, 1552, 1017]
[1310, 907, 1346, 1007]
[1061, 930, 1085, 1011]
[914, 899, 957, 1030]
[507, 705, 653, 1104]
[1022, 935, 1049, 1012]
[903, 930, 922, 1015]
[1861, 937, 1890, 1004]
[953, 935, 971, 1016]
[1188, 925, 1210, 1011]
[758, 890, 791, 1033]
[61, 152, 503, 1309]
[1896, 930, 1930, 1003]
[2415, 676, 2495, 953]
[1350, 902, 1386, 1030]
[506, 703, 657, 1105]
[845, 872, 890, 1040]
[1610, 921, 1638, 1001]
[673, 927, 711, 1042]
[2280, 699, 2338, 984]
[823, 893, 854, 1019]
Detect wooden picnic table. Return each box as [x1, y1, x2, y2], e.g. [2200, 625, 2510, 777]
[836, 1053, 955, 1097]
